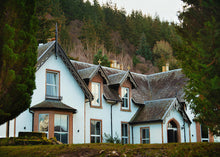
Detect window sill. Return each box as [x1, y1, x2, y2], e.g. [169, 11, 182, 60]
[90, 105, 103, 109]
[120, 108, 131, 112]
[46, 96, 63, 101]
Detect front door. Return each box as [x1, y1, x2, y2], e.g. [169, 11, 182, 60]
[168, 121, 178, 143]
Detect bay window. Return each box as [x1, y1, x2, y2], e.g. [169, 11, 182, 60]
[39, 114, 49, 137]
[54, 114, 69, 144]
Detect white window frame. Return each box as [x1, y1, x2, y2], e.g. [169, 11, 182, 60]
[91, 82, 101, 107]
[90, 120, 102, 143]
[122, 123, 129, 144]
[39, 114, 49, 138]
[141, 127, 150, 144]
[46, 71, 59, 99]
[121, 87, 129, 110]
[54, 114, 69, 144]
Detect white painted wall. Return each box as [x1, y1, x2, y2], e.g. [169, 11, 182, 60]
[132, 123, 162, 144]
[0, 53, 86, 144]
[85, 95, 111, 143]
[186, 102, 197, 142]
[0, 123, 6, 137]
[84, 95, 139, 144]
[34, 54, 86, 144]
[163, 100, 191, 143]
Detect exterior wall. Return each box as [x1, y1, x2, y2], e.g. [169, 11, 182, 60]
[163, 102, 191, 143]
[85, 74, 111, 143]
[84, 76, 139, 144]
[0, 54, 85, 144]
[186, 103, 197, 142]
[0, 119, 15, 138]
[132, 123, 162, 144]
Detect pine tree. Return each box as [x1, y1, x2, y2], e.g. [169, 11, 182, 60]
[0, 0, 38, 125]
[177, 0, 220, 134]
[93, 50, 110, 67]
[136, 33, 153, 61]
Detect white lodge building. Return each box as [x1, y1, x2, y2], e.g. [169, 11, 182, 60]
[0, 41, 214, 144]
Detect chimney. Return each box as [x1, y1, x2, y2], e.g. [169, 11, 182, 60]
[166, 63, 169, 71]
[120, 64, 123, 70]
[162, 63, 169, 72]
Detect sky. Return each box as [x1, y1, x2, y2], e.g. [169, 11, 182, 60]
[89, 0, 185, 23]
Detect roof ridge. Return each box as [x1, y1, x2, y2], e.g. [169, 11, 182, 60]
[37, 41, 55, 61]
[144, 98, 175, 103]
[147, 69, 182, 77]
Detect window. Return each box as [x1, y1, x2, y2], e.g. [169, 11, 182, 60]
[121, 87, 129, 109]
[121, 123, 129, 144]
[141, 127, 150, 144]
[39, 114, 49, 137]
[91, 119, 102, 143]
[54, 114, 69, 144]
[46, 71, 59, 98]
[91, 82, 101, 107]
[201, 125, 209, 142]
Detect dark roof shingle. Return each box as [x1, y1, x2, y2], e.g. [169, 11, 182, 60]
[130, 98, 175, 124]
[30, 100, 77, 113]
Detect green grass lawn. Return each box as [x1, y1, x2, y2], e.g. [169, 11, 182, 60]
[0, 143, 220, 157]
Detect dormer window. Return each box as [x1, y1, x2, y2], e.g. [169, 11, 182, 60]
[46, 70, 60, 99]
[121, 87, 129, 110]
[91, 82, 101, 107]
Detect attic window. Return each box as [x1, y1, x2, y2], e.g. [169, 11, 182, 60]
[121, 87, 129, 110]
[91, 82, 101, 107]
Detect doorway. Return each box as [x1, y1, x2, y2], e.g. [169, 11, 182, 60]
[168, 120, 178, 143]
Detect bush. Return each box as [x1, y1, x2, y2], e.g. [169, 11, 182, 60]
[18, 132, 46, 139]
[104, 133, 121, 144]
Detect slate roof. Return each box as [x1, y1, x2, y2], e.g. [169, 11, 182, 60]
[103, 84, 122, 102]
[78, 66, 98, 80]
[72, 60, 187, 105]
[30, 100, 77, 113]
[37, 41, 55, 59]
[130, 98, 175, 124]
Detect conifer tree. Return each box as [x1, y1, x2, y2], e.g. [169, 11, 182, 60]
[177, 0, 220, 134]
[136, 33, 153, 61]
[0, 0, 38, 125]
[93, 50, 110, 67]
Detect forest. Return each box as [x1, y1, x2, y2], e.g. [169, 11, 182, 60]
[36, 0, 182, 73]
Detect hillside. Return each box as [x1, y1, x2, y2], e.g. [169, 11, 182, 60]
[36, 0, 183, 74]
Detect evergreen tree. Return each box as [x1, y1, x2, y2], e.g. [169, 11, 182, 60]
[93, 50, 110, 67]
[0, 0, 38, 125]
[177, 0, 220, 134]
[136, 33, 153, 61]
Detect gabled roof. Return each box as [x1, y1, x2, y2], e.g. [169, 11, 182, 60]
[36, 42, 93, 101]
[130, 98, 175, 124]
[71, 61, 188, 104]
[131, 69, 187, 105]
[30, 100, 77, 113]
[78, 65, 109, 84]
[108, 71, 137, 88]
